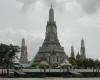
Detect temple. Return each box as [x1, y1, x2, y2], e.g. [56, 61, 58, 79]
[20, 38, 28, 64]
[33, 5, 68, 64]
[80, 38, 86, 59]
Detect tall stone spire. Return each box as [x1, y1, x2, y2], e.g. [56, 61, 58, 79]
[44, 4, 59, 43]
[76, 51, 80, 59]
[22, 38, 25, 47]
[81, 38, 85, 48]
[70, 45, 75, 59]
[80, 38, 86, 59]
[20, 38, 28, 64]
[49, 3, 54, 23]
[33, 4, 67, 64]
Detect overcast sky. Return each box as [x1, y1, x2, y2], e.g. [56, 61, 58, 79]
[0, 0, 100, 61]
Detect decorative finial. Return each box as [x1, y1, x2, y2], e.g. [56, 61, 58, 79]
[82, 36, 84, 40]
[22, 37, 25, 41]
[51, 3, 52, 8]
[78, 51, 79, 54]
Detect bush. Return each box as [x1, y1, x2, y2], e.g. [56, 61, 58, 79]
[31, 62, 41, 68]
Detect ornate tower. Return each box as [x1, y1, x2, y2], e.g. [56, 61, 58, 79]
[76, 51, 80, 59]
[70, 45, 75, 59]
[20, 38, 28, 64]
[33, 5, 67, 64]
[80, 38, 86, 59]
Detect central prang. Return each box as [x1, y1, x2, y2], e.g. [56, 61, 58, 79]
[33, 5, 68, 65]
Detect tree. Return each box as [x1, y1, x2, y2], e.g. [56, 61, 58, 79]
[94, 60, 100, 67]
[75, 59, 83, 69]
[68, 57, 76, 66]
[31, 62, 41, 68]
[52, 63, 60, 69]
[87, 58, 94, 68]
[0, 43, 20, 75]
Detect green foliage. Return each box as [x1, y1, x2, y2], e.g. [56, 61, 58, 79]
[87, 58, 94, 68]
[31, 62, 41, 67]
[0, 43, 20, 65]
[75, 58, 100, 69]
[94, 60, 100, 67]
[52, 63, 60, 68]
[68, 58, 76, 66]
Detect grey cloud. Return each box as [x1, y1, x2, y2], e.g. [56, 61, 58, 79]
[0, 27, 43, 60]
[16, 0, 67, 11]
[16, 0, 38, 11]
[1, 0, 100, 60]
[17, 0, 37, 4]
[26, 37, 43, 61]
[42, 0, 66, 11]
[77, 0, 100, 14]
